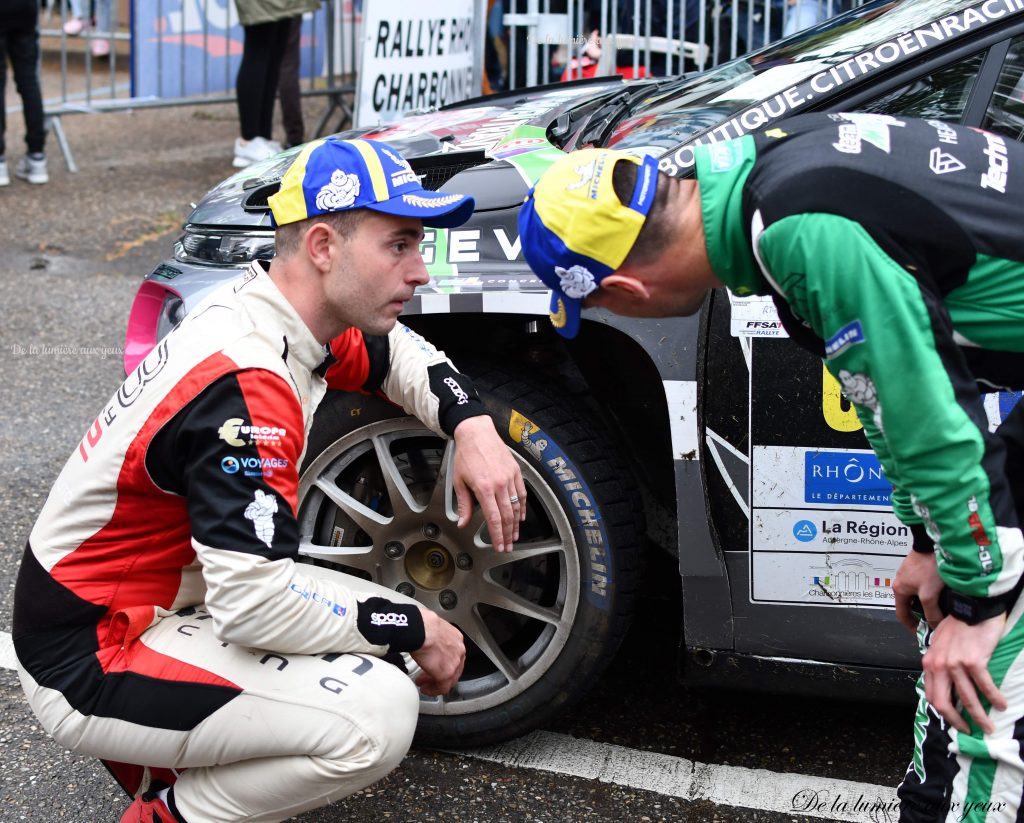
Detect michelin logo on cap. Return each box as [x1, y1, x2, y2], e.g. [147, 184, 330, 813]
[316, 170, 360, 211]
[555, 265, 597, 299]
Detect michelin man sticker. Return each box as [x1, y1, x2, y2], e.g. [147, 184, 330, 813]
[837, 370, 883, 433]
[555, 265, 597, 300]
[317, 170, 361, 211]
[510, 410, 548, 461]
[245, 489, 278, 548]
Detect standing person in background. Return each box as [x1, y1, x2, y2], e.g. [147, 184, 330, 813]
[0, 0, 47, 186]
[234, 0, 319, 168]
[276, 13, 305, 150]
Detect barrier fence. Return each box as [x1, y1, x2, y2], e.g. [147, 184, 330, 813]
[31, 0, 359, 171]
[21, 0, 861, 171]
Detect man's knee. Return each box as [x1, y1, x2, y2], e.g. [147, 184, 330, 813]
[325, 659, 420, 779]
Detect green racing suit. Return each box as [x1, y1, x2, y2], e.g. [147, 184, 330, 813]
[695, 112, 1024, 822]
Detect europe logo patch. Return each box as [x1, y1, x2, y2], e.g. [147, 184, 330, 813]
[824, 320, 866, 359]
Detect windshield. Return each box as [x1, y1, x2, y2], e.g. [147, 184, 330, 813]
[607, 0, 987, 154]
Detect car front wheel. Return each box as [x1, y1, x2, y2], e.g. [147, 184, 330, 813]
[297, 370, 642, 748]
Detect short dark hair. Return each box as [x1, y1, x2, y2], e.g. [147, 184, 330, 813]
[612, 160, 671, 267]
[274, 209, 366, 258]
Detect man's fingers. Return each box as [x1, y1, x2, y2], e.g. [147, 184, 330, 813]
[925, 669, 970, 734]
[454, 477, 472, 529]
[970, 663, 1007, 714]
[923, 600, 944, 630]
[893, 594, 919, 635]
[514, 475, 528, 523]
[952, 669, 997, 735]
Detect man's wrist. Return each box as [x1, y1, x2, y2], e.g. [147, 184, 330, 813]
[941, 589, 1010, 624]
[427, 363, 487, 435]
[356, 598, 426, 651]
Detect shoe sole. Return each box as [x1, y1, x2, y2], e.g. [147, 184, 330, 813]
[232, 156, 254, 168]
[16, 174, 48, 184]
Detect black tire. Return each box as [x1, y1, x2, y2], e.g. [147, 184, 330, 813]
[297, 369, 643, 748]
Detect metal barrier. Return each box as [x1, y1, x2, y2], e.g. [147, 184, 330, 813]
[29, 0, 359, 172]
[500, 0, 866, 89]
[18, 0, 865, 172]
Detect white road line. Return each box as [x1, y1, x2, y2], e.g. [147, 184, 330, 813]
[0, 631, 898, 820]
[463, 731, 899, 821]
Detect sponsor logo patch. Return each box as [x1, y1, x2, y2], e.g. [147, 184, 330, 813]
[218, 418, 288, 447]
[370, 612, 410, 627]
[443, 376, 469, 405]
[929, 148, 966, 175]
[708, 140, 743, 172]
[793, 520, 817, 542]
[555, 264, 597, 299]
[805, 451, 891, 507]
[824, 320, 866, 358]
[290, 583, 348, 617]
[566, 159, 596, 191]
[316, 169, 361, 211]
[980, 131, 1009, 194]
[244, 489, 278, 548]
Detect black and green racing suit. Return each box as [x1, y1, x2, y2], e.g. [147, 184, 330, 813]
[695, 112, 1024, 822]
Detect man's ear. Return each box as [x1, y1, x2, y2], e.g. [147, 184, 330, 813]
[304, 222, 335, 273]
[600, 272, 651, 300]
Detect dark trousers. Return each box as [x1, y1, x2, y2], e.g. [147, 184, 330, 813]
[0, 21, 46, 158]
[277, 15, 303, 148]
[236, 18, 294, 141]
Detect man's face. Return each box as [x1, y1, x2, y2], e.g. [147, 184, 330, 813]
[324, 212, 428, 336]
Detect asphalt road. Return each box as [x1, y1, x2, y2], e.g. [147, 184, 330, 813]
[1, 58, 915, 823]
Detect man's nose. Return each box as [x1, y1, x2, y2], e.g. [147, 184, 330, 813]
[409, 255, 430, 286]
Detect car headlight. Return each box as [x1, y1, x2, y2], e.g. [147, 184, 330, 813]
[173, 228, 276, 266]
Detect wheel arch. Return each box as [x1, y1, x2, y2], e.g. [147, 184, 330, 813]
[401, 311, 680, 551]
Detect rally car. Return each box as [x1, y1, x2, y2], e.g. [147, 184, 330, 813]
[126, 0, 1024, 748]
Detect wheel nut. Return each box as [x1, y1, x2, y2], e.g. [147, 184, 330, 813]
[456, 553, 473, 570]
[396, 582, 415, 597]
[427, 550, 445, 569]
[384, 541, 405, 558]
[439, 590, 457, 610]
[422, 523, 440, 539]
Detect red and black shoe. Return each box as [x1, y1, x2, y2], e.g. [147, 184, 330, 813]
[119, 783, 180, 823]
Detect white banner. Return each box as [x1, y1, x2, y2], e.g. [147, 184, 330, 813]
[355, 0, 480, 128]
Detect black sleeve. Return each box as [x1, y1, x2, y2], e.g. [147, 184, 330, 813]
[147, 370, 305, 561]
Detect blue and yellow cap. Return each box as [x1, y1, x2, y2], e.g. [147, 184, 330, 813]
[268, 137, 475, 229]
[517, 147, 660, 338]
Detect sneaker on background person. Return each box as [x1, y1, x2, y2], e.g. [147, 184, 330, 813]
[15, 154, 48, 185]
[90, 37, 110, 57]
[232, 136, 278, 168]
[62, 16, 86, 35]
[0, 159, 9, 187]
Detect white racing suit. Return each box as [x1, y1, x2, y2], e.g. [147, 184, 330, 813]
[13, 261, 487, 823]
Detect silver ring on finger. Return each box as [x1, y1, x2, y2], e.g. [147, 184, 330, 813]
[509, 495, 520, 504]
